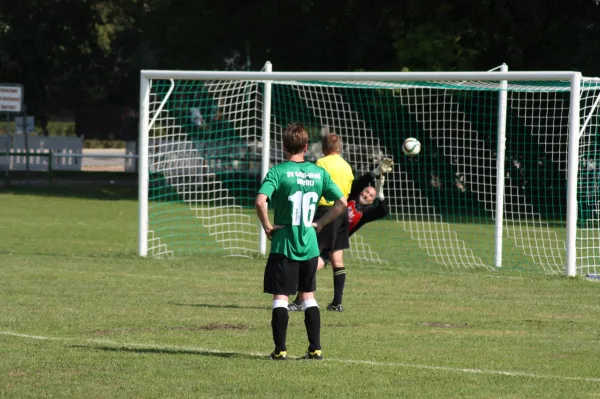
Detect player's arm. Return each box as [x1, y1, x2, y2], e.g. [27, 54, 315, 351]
[312, 196, 347, 233]
[313, 169, 348, 232]
[362, 200, 389, 222]
[255, 194, 284, 240]
[371, 174, 390, 219]
[373, 157, 394, 177]
[378, 198, 389, 217]
[256, 170, 283, 240]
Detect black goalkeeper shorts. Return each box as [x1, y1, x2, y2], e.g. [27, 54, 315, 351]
[315, 206, 349, 252]
[263, 253, 319, 295]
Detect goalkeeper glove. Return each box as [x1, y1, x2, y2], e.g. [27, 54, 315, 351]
[374, 176, 385, 201]
[373, 157, 393, 176]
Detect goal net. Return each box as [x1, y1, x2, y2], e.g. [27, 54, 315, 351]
[138, 66, 600, 276]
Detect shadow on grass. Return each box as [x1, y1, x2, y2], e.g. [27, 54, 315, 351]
[71, 344, 266, 360]
[169, 302, 269, 310]
[1, 182, 137, 201]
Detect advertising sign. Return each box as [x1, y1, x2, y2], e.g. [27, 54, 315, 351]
[0, 85, 23, 112]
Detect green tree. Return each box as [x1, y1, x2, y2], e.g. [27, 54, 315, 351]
[0, 1, 109, 116]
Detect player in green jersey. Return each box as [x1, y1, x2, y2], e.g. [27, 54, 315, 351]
[256, 122, 347, 360]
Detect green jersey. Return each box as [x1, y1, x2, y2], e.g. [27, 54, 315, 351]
[258, 161, 343, 260]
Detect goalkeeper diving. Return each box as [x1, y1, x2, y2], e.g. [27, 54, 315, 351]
[319, 157, 392, 269]
[288, 157, 393, 311]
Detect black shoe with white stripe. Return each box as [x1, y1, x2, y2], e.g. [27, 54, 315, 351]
[326, 303, 343, 312]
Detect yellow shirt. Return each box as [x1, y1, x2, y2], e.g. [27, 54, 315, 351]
[316, 154, 354, 206]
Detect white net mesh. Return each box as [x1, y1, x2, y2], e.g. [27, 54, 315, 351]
[577, 81, 600, 275]
[141, 74, 600, 275]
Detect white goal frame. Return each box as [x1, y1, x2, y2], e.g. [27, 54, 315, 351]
[138, 67, 583, 276]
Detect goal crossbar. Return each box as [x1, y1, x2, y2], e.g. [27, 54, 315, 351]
[141, 70, 579, 82]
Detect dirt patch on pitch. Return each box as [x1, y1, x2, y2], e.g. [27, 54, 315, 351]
[423, 322, 470, 329]
[195, 323, 247, 331]
[324, 323, 361, 328]
[92, 324, 247, 335]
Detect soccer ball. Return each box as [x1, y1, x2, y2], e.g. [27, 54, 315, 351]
[402, 138, 421, 156]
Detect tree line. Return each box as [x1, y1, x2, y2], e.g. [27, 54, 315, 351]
[1, 0, 599, 125]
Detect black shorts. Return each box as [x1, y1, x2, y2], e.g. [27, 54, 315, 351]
[315, 206, 349, 252]
[263, 253, 319, 295]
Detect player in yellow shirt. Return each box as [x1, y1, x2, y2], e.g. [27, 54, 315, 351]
[313, 133, 354, 311]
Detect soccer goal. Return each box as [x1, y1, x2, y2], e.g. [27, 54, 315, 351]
[138, 63, 600, 277]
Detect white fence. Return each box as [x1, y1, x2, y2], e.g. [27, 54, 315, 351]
[0, 136, 137, 172]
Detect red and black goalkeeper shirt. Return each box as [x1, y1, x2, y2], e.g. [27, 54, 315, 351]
[347, 172, 389, 236]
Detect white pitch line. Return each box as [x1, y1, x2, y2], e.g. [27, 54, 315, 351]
[327, 358, 600, 383]
[2, 332, 50, 340]
[2, 331, 600, 383]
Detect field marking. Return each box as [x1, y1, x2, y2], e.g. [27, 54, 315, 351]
[2, 330, 600, 383]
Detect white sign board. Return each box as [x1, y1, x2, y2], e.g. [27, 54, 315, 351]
[0, 85, 23, 112]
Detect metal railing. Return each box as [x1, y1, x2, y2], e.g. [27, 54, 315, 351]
[0, 151, 138, 173]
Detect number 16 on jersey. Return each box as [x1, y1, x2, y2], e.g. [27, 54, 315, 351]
[288, 191, 319, 227]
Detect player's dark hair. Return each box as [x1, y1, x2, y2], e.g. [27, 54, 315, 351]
[322, 133, 342, 155]
[282, 122, 309, 154]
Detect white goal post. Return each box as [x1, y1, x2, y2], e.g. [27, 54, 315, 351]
[138, 64, 600, 277]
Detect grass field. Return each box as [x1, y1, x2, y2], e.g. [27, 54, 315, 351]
[1, 185, 600, 398]
[147, 199, 566, 273]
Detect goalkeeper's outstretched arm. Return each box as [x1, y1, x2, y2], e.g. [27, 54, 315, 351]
[372, 157, 393, 177]
[374, 175, 385, 201]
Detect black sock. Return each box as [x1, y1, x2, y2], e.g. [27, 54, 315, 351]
[271, 307, 289, 352]
[304, 306, 321, 351]
[293, 295, 302, 305]
[332, 267, 346, 306]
